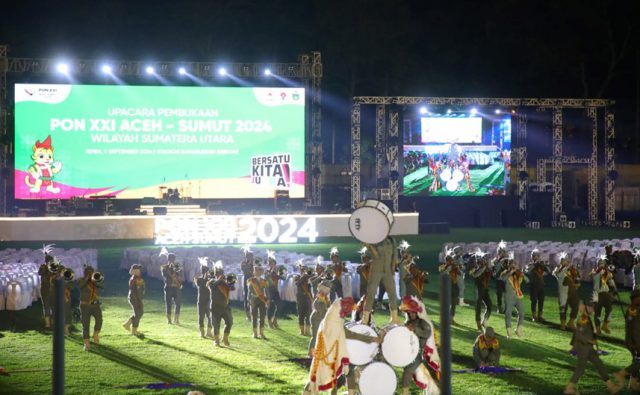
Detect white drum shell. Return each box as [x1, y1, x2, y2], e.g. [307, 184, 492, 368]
[357, 362, 397, 395]
[348, 200, 395, 244]
[380, 325, 420, 367]
[345, 322, 379, 366]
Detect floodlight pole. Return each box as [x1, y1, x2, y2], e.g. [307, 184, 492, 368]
[439, 273, 452, 395]
[53, 278, 65, 395]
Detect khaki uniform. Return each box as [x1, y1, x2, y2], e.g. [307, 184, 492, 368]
[308, 293, 331, 354]
[161, 265, 182, 317]
[562, 270, 580, 321]
[471, 263, 493, 326]
[266, 269, 282, 322]
[402, 317, 431, 388]
[473, 334, 500, 367]
[128, 276, 145, 328]
[624, 305, 640, 378]
[526, 260, 550, 319]
[77, 277, 103, 340]
[247, 276, 269, 329]
[364, 237, 398, 312]
[195, 277, 212, 330]
[295, 273, 313, 326]
[38, 264, 54, 319]
[569, 314, 610, 384]
[208, 277, 233, 336]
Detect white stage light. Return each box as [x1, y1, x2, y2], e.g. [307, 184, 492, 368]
[495, 109, 501, 114]
[419, 106, 428, 115]
[470, 108, 478, 115]
[218, 67, 227, 76]
[101, 64, 112, 74]
[264, 68, 272, 76]
[178, 67, 187, 75]
[447, 109, 452, 114]
[56, 63, 69, 74]
[145, 66, 155, 75]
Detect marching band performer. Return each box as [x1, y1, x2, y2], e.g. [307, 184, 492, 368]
[123, 264, 145, 336]
[295, 262, 314, 336]
[161, 252, 183, 325]
[208, 261, 235, 347]
[77, 265, 103, 351]
[403, 255, 429, 299]
[525, 249, 551, 322]
[564, 301, 622, 395]
[492, 241, 510, 314]
[398, 241, 413, 297]
[473, 326, 500, 368]
[247, 262, 269, 339]
[400, 295, 441, 395]
[470, 249, 493, 331]
[553, 252, 572, 330]
[632, 249, 640, 291]
[240, 245, 255, 321]
[590, 255, 617, 335]
[266, 251, 285, 329]
[362, 236, 401, 325]
[500, 254, 528, 338]
[329, 247, 347, 299]
[38, 244, 56, 329]
[194, 258, 213, 338]
[453, 245, 469, 306]
[613, 289, 640, 391]
[562, 260, 582, 331]
[310, 258, 326, 296]
[307, 280, 332, 357]
[439, 248, 461, 325]
[356, 247, 371, 299]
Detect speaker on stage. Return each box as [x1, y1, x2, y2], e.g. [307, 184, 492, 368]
[153, 207, 167, 216]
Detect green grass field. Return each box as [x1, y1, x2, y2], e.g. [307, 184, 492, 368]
[1, 228, 639, 394]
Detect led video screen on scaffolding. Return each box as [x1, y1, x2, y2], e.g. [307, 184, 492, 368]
[403, 111, 511, 196]
[14, 84, 305, 199]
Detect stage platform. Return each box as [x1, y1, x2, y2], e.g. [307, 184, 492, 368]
[0, 213, 419, 243]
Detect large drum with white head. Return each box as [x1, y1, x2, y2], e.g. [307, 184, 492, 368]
[345, 322, 379, 366]
[348, 200, 395, 244]
[380, 324, 420, 367]
[356, 362, 397, 395]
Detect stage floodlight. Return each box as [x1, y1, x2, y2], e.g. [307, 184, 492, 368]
[56, 63, 69, 74]
[218, 67, 227, 76]
[178, 67, 187, 75]
[419, 106, 428, 115]
[470, 107, 478, 115]
[145, 66, 155, 75]
[101, 64, 112, 74]
[495, 109, 501, 115]
[447, 109, 452, 114]
[264, 68, 272, 76]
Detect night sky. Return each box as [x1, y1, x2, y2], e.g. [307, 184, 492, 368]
[2, 0, 639, 162]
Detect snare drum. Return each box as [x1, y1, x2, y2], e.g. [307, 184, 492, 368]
[345, 322, 379, 366]
[348, 199, 395, 244]
[355, 362, 397, 395]
[380, 324, 420, 367]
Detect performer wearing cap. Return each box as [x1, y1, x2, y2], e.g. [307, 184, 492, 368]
[77, 265, 103, 351]
[613, 289, 640, 391]
[123, 264, 145, 336]
[525, 249, 551, 322]
[399, 295, 440, 395]
[38, 244, 56, 329]
[295, 263, 314, 336]
[439, 248, 461, 325]
[553, 252, 572, 330]
[500, 255, 528, 338]
[240, 245, 255, 321]
[208, 261, 234, 347]
[307, 279, 332, 357]
[362, 236, 401, 325]
[194, 258, 212, 338]
[492, 241, 510, 314]
[266, 251, 284, 329]
[590, 255, 617, 335]
[453, 245, 469, 306]
[562, 262, 582, 331]
[398, 241, 413, 298]
[329, 247, 347, 299]
[470, 249, 493, 331]
[247, 263, 269, 339]
[564, 301, 622, 394]
[356, 247, 371, 299]
[403, 257, 429, 300]
[161, 252, 183, 325]
[473, 327, 500, 368]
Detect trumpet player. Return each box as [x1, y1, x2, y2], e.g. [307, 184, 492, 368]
[525, 249, 551, 322]
[124, 264, 145, 336]
[562, 262, 581, 331]
[247, 263, 269, 339]
[194, 259, 213, 338]
[356, 247, 371, 299]
[266, 251, 285, 329]
[553, 252, 573, 330]
[295, 264, 314, 336]
[207, 262, 234, 347]
[500, 255, 528, 338]
[492, 241, 510, 314]
[403, 257, 429, 299]
[439, 249, 461, 325]
[590, 255, 618, 335]
[453, 245, 469, 307]
[77, 266, 103, 351]
[398, 240, 412, 297]
[329, 247, 347, 299]
[470, 249, 493, 331]
[240, 245, 255, 321]
[38, 245, 56, 329]
[310, 260, 326, 297]
[161, 253, 183, 325]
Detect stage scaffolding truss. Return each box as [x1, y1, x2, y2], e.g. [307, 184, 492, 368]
[350, 96, 619, 227]
[0, 46, 322, 213]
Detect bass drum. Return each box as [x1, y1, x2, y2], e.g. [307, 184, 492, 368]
[380, 324, 420, 367]
[356, 362, 397, 395]
[348, 199, 395, 244]
[344, 322, 379, 366]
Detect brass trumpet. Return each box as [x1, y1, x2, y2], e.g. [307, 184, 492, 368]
[48, 261, 61, 274]
[91, 271, 104, 283]
[226, 273, 237, 288]
[62, 267, 75, 281]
